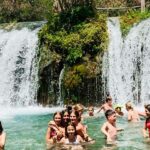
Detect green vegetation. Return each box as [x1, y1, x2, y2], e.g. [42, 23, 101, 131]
[38, 2, 108, 102]
[0, 0, 53, 23]
[120, 10, 150, 36]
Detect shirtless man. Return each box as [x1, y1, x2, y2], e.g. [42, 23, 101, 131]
[97, 97, 113, 113]
[101, 110, 123, 144]
[125, 101, 140, 122]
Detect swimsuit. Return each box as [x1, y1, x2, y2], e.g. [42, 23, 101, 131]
[49, 127, 62, 141]
[50, 128, 57, 137]
[145, 118, 150, 137]
[65, 137, 79, 145]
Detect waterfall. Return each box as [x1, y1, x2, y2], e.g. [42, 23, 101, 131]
[0, 25, 39, 106]
[57, 67, 65, 105]
[103, 18, 150, 105]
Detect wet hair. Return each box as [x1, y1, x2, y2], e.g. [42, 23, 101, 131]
[105, 109, 116, 119]
[70, 111, 80, 122]
[61, 110, 70, 127]
[65, 123, 77, 138]
[115, 107, 121, 111]
[0, 121, 3, 134]
[125, 101, 133, 110]
[67, 106, 72, 114]
[73, 104, 84, 112]
[88, 106, 94, 111]
[145, 105, 150, 123]
[145, 104, 150, 112]
[53, 112, 63, 122]
[105, 96, 112, 102]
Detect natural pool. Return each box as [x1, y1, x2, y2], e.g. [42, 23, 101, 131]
[2, 107, 150, 150]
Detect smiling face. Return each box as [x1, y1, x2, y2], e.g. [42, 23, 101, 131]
[67, 125, 75, 137]
[63, 112, 69, 122]
[70, 112, 77, 124]
[54, 113, 61, 125]
[145, 108, 150, 117]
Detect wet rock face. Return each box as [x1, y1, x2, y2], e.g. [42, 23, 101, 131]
[37, 62, 63, 105]
[37, 62, 104, 106]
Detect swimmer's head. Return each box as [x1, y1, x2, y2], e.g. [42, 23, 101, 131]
[105, 109, 116, 122]
[125, 101, 133, 110]
[145, 104, 150, 116]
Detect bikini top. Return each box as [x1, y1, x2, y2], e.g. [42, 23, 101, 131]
[50, 128, 57, 137]
[145, 118, 150, 137]
[65, 136, 79, 145]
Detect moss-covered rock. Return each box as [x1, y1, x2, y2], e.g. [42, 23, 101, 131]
[38, 3, 108, 105]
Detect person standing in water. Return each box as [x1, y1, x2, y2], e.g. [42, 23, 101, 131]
[101, 109, 123, 144]
[46, 112, 64, 144]
[143, 104, 150, 138]
[60, 123, 84, 144]
[97, 96, 113, 113]
[88, 106, 94, 117]
[125, 101, 140, 122]
[115, 106, 124, 117]
[0, 121, 6, 150]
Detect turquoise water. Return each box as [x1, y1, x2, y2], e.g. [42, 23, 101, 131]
[2, 109, 150, 150]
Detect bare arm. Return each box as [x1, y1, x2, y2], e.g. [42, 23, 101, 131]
[58, 137, 65, 144]
[101, 123, 109, 137]
[138, 111, 146, 117]
[46, 127, 51, 142]
[77, 135, 84, 143]
[97, 105, 104, 113]
[117, 128, 124, 131]
[0, 133, 6, 149]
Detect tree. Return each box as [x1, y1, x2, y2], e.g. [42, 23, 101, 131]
[53, 0, 95, 12]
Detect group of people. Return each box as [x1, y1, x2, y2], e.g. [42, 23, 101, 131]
[98, 96, 150, 144]
[45, 104, 95, 149]
[45, 96, 150, 149]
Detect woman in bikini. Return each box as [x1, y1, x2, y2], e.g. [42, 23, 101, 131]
[143, 104, 150, 138]
[60, 123, 83, 144]
[46, 112, 64, 144]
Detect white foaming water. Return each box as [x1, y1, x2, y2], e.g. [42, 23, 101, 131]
[0, 106, 64, 119]
[103, 18, 150, 105]
[57, 67, 65, 105]
[0, 28, 39, 106]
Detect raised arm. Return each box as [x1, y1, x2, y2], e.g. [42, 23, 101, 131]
[97, 105, 104, 113]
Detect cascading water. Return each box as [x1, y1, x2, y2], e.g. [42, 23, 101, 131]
[57, 67, 65, 105]
[103, 18, 150, 105]
[0, 26, 39, 106]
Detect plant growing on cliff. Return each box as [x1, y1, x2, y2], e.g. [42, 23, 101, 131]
[38, 1, 108, 104]
[120, 9, 150, 36]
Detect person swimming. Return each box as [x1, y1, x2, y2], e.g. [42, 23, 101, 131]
[98, 96, 114, 113]
[125, 101, 140, 122]
[46, 112, 64, 144]
[60, 123, 83, 145]
[101, 109, 123, 144]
